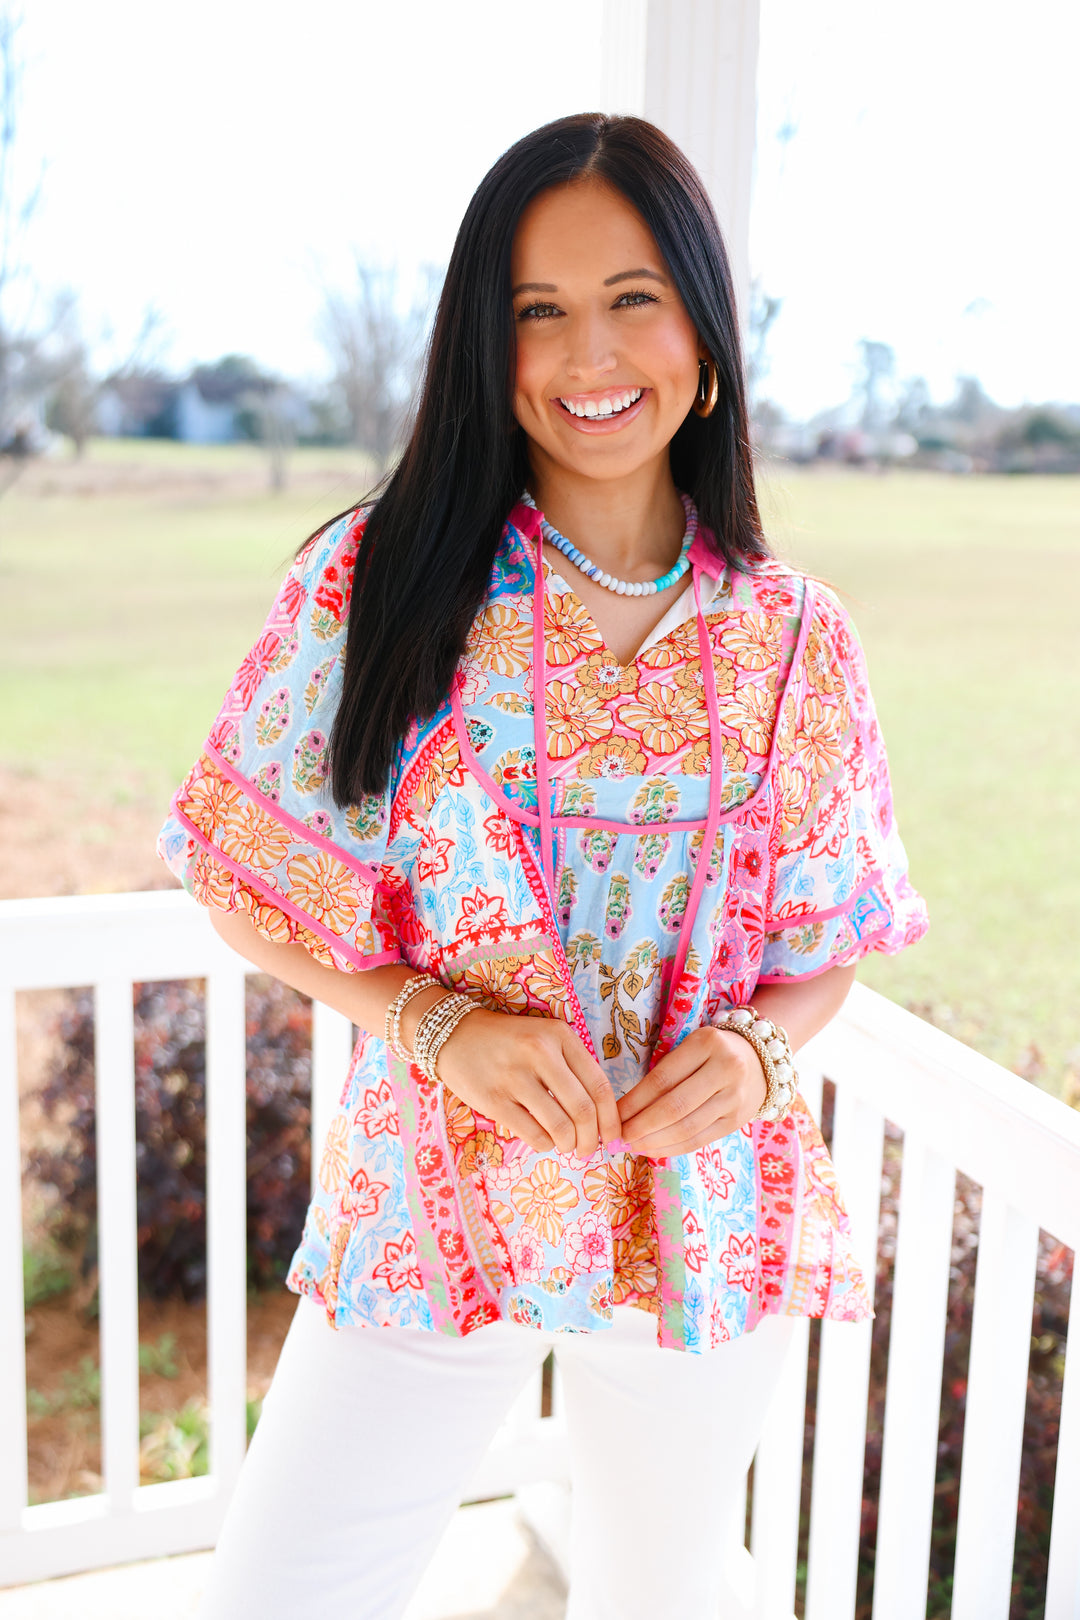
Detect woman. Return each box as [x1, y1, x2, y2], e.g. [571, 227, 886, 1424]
[159, 114, 927, 1620]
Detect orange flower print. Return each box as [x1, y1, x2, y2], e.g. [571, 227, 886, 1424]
[638, 623, 698, 669]
[457, 957, 530, 1014]
[443, 1092, 478, 1148]
[680, 738, 711, 777]
[286, 851, 364, 935]
[804, 627, 839, 696]
[545, 588, 603, 665]
[459, 1131, 504, 1175]
[219, 799, 291, 871]
[776, 760, 811, 835]
[511, 1159, 579, 1244]
[577, 650, 639, 698]
[293, 925, 341, 967]
[318, 1114, 349, 1192]
[582, 1163, 612, 1215]
[235, 887, 294, 944]
[545, 681, 614, 759]
[191, 847, 235, 910]
[465, 602, 532, 675]
[414, 731, 466, 811]
[525, 952, 571, 1016]
[576, 735, 648, 780]
[673, 655, 736, 699]
[373, 1231, 423, 1293]
[720, 680, 776, 757]
[181, 768, 243, 833]
[612, 1215, 658, 1302]
[620, 681, 708, 755]
[797, 695, 844, 779]
[724, 612, 784, 671]
[606, 1155, 653, 1226]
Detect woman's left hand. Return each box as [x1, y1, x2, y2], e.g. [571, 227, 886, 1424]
[616, 1026, 767, 1157]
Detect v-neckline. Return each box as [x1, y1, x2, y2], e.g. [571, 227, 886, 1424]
[540, 546, 719, 670]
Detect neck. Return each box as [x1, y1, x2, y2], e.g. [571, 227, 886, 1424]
[526, 455, 687, 579]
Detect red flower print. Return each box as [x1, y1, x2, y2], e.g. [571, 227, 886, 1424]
[683, 1209, 708, 1273]
[482, 812, 516, 856]
[697, 1145, 736, 1202]
[414, 1144, 446, 1184]
[719, 1231, 756, 1291]
[438, 1229, 465, 1261]
[373, 1232, 422, 1292]
[462, 1301, 502, 1333]
[417, 825, 454, 884]
[759, 1153, 795, 1187]
[313, 563, 345, 621]
[231, 631, 283, 706]
[354, 1080, 399, 1139]
[344, 1167, 389, 1219]
[735, 845, 763, 879]
[455, 887, 510, 944]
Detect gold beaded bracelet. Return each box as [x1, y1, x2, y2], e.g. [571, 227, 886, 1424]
[714, 1004, 798, 1122]
[383, 973, 440, 1061]
[412, 992, 478, 1083]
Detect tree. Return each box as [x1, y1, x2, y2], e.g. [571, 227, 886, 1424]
[747, 278, 783, 408]
[854, 339, 897, 433]
[317, 261, 439, 471]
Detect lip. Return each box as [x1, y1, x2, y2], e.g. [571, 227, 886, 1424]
[551, 387, 650, 434]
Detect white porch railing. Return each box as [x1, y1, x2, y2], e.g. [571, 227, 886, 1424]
[1, 891, 1078, 1618]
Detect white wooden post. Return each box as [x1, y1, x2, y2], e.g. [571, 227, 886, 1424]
[0, 985, 28, 1533]
[204, 966, 250, 1490]
[601, 0, 762, 323]
[1045, 1320, 1080, 1619]
[94, 978, 141, 1513]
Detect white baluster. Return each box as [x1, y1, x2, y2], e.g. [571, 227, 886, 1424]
[95, 978, 140, 1512]
[205, 965, 249, 1491]
[0, 986, 28, 1532]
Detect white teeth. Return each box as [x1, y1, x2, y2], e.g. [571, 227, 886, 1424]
[559, 387, 643, 418]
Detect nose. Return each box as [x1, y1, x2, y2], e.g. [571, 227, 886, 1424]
[563, 307, 619, 381]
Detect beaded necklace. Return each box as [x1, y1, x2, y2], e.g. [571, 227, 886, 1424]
[521, 490, 697, 597]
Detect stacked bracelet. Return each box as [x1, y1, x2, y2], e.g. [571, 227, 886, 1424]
[384, 973, 440, 1060]
[412, 993, 477, 1083]
[715, 1005, 798, 1122]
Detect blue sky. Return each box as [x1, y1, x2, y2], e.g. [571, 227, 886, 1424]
[17, 0, 1079, 420]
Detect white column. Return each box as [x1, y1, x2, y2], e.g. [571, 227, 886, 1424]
[601, 0, 761, 323]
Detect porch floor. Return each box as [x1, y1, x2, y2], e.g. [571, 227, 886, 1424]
[0, 1499, 567, 1619]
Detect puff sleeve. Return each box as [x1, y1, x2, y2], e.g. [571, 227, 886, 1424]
[156, 508, 404, 972]
[757, 583, 928, 983]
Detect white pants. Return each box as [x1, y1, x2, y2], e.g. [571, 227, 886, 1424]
[200, 1297, 796, 1620]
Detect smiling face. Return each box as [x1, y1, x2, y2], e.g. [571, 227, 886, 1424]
[510, 178, 704, 488]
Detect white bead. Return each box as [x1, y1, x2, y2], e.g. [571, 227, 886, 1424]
[751, 1019, 774, 1040]
[766, 1037, 787, 1060]
[599, 572, 611, 588]
[773, 1059, 793, 1083]
[728, 1008, 753, 1027]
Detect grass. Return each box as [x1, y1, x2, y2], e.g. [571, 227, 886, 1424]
[2, 442, 1077, 1097]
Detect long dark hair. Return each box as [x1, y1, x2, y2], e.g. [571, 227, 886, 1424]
[328, 112, 769, 801]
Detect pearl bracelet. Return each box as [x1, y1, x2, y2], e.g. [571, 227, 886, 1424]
[383, 973, 440, 1061]
[714, 1005, 798, 1123]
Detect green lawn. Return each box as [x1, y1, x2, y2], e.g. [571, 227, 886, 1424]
[2, 444, 1077, 1099]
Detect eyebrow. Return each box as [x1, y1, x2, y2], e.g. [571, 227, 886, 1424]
[510, 267, 669, 296]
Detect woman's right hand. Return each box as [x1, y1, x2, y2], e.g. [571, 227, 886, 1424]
[430, 1005, 622, 1159]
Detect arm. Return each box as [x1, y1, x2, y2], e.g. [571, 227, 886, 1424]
[617, 962, 856, 1157]
[208, 907, 621, 1157]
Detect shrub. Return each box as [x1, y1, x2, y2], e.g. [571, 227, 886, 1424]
[28, 976, 315, 1299]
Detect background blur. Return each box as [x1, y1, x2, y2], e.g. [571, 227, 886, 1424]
[2, 3, 1077, 1610]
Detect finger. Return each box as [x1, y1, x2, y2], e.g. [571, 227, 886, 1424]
[516, 1074, 583, 1157]
[621, 1067, 731, 1146]
[558, 1030, 622, 1150]
[492, 1097, 556, 1155]
[632, 1100, 741, 1157]
[617, 1033, 713, 1125]
[530, 1057, 607, 1159]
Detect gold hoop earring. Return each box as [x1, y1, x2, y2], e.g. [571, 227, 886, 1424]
[693, 357, 719, 418]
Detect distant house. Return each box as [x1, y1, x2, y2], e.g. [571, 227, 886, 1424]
[95, 359, 320, 445]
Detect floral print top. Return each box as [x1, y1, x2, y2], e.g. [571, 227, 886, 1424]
[158, 499, 927, 1352]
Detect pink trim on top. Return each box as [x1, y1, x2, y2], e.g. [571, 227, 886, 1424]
[688, 530, 725, 579]
[450, 686, 541, 829]
[204, 742, 382, 885]
[531, 537, 557, 899]
[765, 866, 884, 930]
[664, 566, 727, 1007]
[172, 803, 401, 973]
[755, 924, 893, 983]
